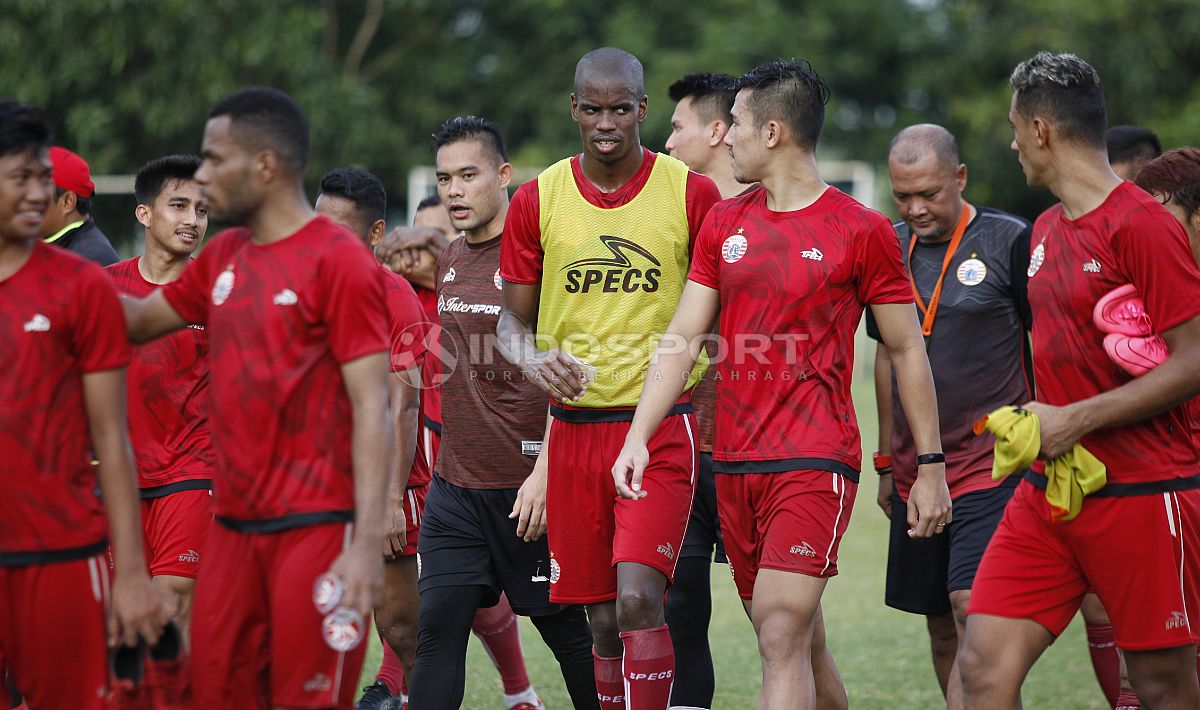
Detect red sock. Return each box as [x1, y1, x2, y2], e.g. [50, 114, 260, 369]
[374, 630, 405, 695]
[620, 625, 675, 710]
[1115, 687, 1142, 709]
[473, 596, 531, 695]
[593, 648, 625, 710]
[1086, 622, 1120, 707]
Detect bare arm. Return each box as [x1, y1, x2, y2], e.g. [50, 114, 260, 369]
[870, 302, 950, 537]
[329, 352, 391, 615]
[123, 290, 187, 344]
[1029, 315, 1200, 458]
[83, 368, 165, 646]
[511, 405, 552, 541]
[612, 281, 720, 499]
[874, 343, 895, 518]
[383, 365, 421, 559]
[496, 280, 587, 400]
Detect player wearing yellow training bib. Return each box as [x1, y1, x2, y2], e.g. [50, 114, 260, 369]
[498, 48, 720, 710]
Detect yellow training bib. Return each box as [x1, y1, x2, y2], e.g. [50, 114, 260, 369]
[536, 153, 706, 408]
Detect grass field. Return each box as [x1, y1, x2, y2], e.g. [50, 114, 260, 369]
[359, 364, 1110, 708]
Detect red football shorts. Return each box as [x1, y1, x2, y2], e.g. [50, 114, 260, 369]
[191, 522, 367, 709]
[0, 553, 109, 708]
[717, 469, 858, 600]
[141, 489, 213, 578]
[970, 480, 1200, 650]
[399, 484, 427, 558]
[545, 411, 697, 604]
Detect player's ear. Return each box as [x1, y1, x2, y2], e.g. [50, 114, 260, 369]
[570, 93, 579, 122]
[135, 203, 152, 229]
[254, 149, 277, 184]
[369, 220, 387, 246]
[708, 121, 726, 148]
[637, 95, 648, 123]
[764, 119, 783, 149]
[60, 190, 78, 213]
[1031, 117, 1050, 148]
[956, 163, 968, 192]
[497, 162, 513, 189]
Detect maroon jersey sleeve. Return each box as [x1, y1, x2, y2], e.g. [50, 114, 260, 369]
[1114, 205, 1200, 332]
[161, 232, 228, 325]
[854, 214, 912, 305]
[384, 271, 427, 373]
[500, 181, 543, 285]
[687, 206, 724, 289]
[685, 172, 723, 247]
[319, 244, 390, 364]
[75, 264, 130, 372]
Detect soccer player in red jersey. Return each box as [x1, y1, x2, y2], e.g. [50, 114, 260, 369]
[612, 59, 952, 709]
[0, 100, 165, 709]
[314, 168, 426, 710]
[122, 87, 391, 710]
[492, 48, 722, 710]
[107, 154, 213, 641]
[960, 53, 1200, 708]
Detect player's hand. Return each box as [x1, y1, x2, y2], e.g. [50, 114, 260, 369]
[383, 497, 408, 561]
[876, 472, 893, 519]
[329, 539, 385, 617]
[511, 453, 548, 541]
[1022, 400, 1084, 460]
[611, 437, 650, 500]
[109, 570, 167, 648]
[522, 348, 588, 402]
[376, 226, 447, 275]
[906, 464, 951, 538]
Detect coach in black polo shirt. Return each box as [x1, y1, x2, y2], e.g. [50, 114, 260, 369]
[868, 124, 1032, 710]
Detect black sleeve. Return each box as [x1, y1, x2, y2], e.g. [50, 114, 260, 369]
[864, 305, 882, 342]
[77, 231, 120, 266]
[1009, 225, 1033, 331]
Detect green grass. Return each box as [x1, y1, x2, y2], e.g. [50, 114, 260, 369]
[360, 359, 1109, 708]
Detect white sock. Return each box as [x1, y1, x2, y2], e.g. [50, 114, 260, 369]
[504, 686, 540, 708]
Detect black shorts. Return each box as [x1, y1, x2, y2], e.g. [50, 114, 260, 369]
[417, 475, 560, 617]
[885, 480, 1016, 616]
[681, 451, 727, 563]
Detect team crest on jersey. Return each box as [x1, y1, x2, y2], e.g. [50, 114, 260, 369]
[212, 268, 235, 306]
[549, 556, 561, 584]
[722, 233, 748, 263]
[1027, 242, 1046, 278]
[494, 269, 503, 290]
[957, 258, 987, 286]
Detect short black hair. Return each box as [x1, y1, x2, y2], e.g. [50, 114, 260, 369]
[134, 155, 202, 205]
[318, 167, 387, 226]
[1107, 125, 1161, 165]
[0, 100, 51, 159]
[416, 194, 442, 211]
[209, 86, 309, 172]
[668, 73, 737, 125]
[1010, 52, 1106, 149]
[735, 59, 830, 151]
[432, 116, 508, 164]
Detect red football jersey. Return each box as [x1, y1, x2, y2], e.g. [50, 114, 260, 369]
[412, 284, 444, 434]
[161, 217, 390, 525]
[1026, 182, 1200, 483]
[382, 267, 432, 488]
[107, 257, 214, 491]
[0, 243, 129, 560]
[688, 187, 911, 473]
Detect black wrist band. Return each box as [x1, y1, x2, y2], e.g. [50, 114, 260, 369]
[916, 453, 945, 465]
[876, 467, 893, 476]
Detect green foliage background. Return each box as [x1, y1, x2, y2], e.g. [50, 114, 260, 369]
[4, 0, 1198, 232]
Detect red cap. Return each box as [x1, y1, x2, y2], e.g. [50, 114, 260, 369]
[49, 146, 95, 199]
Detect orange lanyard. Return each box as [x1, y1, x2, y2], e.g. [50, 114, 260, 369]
[907, 200, 971, 337]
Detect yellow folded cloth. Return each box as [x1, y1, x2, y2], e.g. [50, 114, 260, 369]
[975, 405, 1107, 522]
